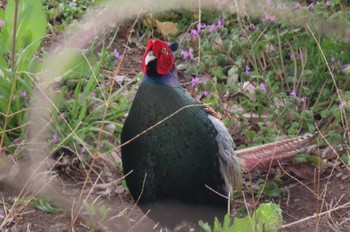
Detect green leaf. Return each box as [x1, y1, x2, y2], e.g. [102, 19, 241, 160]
[199, 220, 212, 232]
[200, 203, 282, 232]
[210, 66, 225, 79]
[31, 199, 63, 214]
[5, 0, 47, 69]
[341, 154, 349, 165]
[234, 203, 282, 232]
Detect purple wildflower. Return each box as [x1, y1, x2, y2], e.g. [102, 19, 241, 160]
[301, 96, 306, 103]
[250, 24, 259, 31]
[340, 64, 349, 73]
[52, 134, 58, 143]
[217, 16, 224, 28]
[90, 92, 96, 97]
[325, 0, 330, 6]
[181, 50, 189, 59]
[259, 83, 267, 93]
[308, 2, 315, 9]
[191, 77, 206, 87]
[203, 91, 210, 98]
[245, 65, 250, 75]
[290, 89, 297, 97]
[197, 22, 206, 31]
[113, 48, 122, 65]
[81, 145, 86, 153]
[331, 56, 336, 63]
[191, 29, 200, 39]
[209, 23, 217, 32]
[19, 90, 27, 97]
[295, 2, 302, 9]
[298, 51, 303, 59]
[114, 48, 122, 59]
[266, 0, 271, 5]
[188, 47, 194, 59]
[101, 83, 106, 89]
[339, 99, 347, 108]
[191, 77, 200, 87]
[0, 19, 4, 27]
[290, 54, 295, 60]
[181, 47, 194, 60]
[262, 13, 275, 23]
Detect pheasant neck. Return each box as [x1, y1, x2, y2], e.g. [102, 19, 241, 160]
[143, 68, 181, 87]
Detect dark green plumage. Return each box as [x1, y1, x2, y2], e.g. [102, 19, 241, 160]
[121, 80, 226, 206]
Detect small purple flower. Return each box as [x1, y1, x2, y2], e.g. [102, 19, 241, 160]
[90, 92, 96, 97]
[301, 96, 306, 103]
[308, 2, 315, 9]
[19, 90, 27, 97]
[52, 134, 58, 143]
[325, 0, 330, 6]
[290, 54, 295, 60]
[101, 83, 106, 89]
[290, 89, 297, 97]
[295, 2, 302, 9]
[250, 24, 259, 31]
[197, 22, 206, 31]
[340, 64, 349, 73]
[188, 47, 194, 59]
[191, 77, 206, 87]
[191, 77, 200, 87]
[339, 99, 347, 108]
[217, 16, 224, 28]
[262, 13, 275, 23]
[181, 47, 194, 60]
[331, 56, 336, 63]
[81, 145, 86, 153]
[113, 48, 122, 65]
[181, 50, 189, 59]
[266, 0, 271, 5]
[114, 48, 122, 59]
[209, 23, 217, 32]
[191, 29, 200, 39]
[0, 19, 4, 27]
[259, 83, 267, 93]
[298, 51, 303, 59]
[245, 65, 250, 75]
[203, 91, 210, 98]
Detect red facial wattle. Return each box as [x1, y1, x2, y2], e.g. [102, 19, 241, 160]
[141, 39, 174, 75]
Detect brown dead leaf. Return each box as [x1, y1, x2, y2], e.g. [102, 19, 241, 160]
[155, 20, 178, 39]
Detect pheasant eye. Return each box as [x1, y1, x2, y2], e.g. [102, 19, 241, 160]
[161, 48, 167, 54]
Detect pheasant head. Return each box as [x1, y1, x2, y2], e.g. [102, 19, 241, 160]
[141, 39, 178, 76]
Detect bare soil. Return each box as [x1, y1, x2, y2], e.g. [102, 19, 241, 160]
[1, 167, 349, 231]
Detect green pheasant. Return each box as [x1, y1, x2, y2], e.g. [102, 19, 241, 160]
[121, 39, 315, 211]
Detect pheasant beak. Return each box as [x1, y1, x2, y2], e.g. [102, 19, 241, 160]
[145, 51, 157, 65]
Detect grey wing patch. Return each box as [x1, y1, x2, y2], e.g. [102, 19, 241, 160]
[208, 115, 242, 194]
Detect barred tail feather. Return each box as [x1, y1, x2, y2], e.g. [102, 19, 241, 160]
[236, 133, 317, 171]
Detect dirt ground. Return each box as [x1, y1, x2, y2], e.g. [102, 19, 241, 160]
[0, 166, 349, 232]
[1, 37, 350, 232]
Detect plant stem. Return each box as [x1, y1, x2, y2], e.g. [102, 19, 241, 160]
[11, 0, 19, 71]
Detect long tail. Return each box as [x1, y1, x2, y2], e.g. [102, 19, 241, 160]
[236, 133, 317, 171]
